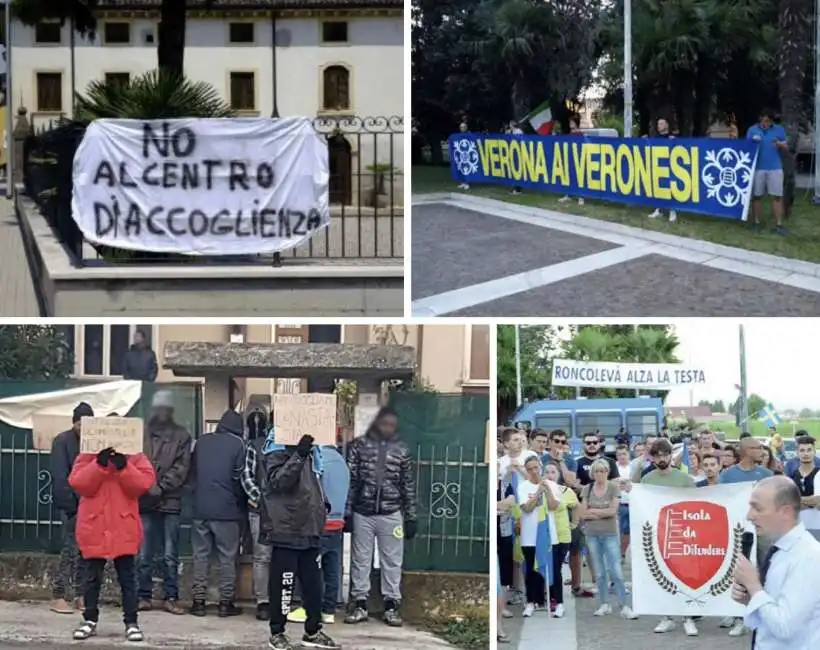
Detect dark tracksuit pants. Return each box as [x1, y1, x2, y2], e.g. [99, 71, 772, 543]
[268, 546, 323, 636]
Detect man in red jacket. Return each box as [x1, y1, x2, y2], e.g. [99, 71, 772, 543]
[69, 446, 155, 643]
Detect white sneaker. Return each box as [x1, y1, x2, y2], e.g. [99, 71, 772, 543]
[578, 198, 585, 206]
[648, 209, 662, 219]
[719, 616, 734, 628]
[522, 603, 535, 617]
[728, 620, 748, 637]
[683, 618, 698, 636]
[463, 184, 470, 190]
[553, 604, 565, 618]
[593, 604, 611, 616]
[620, 605, 638, 620]
[502, 608, 513, 618]
[654, 617, 675, 633]
[558, 196, 571, 203]
[669, 210, 678, 222]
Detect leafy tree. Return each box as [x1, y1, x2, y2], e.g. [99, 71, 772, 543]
[748, 393, 767, 419]
[411, 0, 603, 154]
[0, 326, 74, 379]
[497, 324, 681, 420]
[799, 407, 814, 418]
[730, 392, 768, 420]
[497, 325, 560, 418]
[11, 0, 211, 78]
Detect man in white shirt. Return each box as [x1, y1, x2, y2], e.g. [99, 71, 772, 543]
[732, 475, 820, 650]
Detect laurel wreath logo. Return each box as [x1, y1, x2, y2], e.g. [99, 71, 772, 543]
[642, 522, 680, 595]
[642, 521, 744, 602]
[708, 524, 744, 596]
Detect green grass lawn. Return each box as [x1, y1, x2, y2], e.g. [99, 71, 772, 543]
[412, 165, 820, 263]
[709, 419, 820, 440]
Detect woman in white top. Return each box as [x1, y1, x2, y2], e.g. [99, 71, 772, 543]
[516, 456, 559, 617]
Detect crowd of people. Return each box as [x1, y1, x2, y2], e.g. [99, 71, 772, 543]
[495, 424, 820, 643]
[48, 395, 418, 650]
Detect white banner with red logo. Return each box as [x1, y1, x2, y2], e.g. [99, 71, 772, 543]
[629, 483, 755, 617]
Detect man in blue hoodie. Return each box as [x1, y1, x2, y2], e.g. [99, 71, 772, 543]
[288, 443, 350, 625]
[188, 409, 247, 618]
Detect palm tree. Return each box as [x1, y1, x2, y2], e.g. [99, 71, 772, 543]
[776, 0, 813, 213]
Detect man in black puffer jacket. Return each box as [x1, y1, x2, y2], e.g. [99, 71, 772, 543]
[259, 434, 339, 650]
[344, 406, 417, 627]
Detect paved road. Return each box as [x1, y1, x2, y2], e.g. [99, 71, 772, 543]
[411, 200, 820, 316]
[0, 601, 447, 650]
[507, 573, 752, 650]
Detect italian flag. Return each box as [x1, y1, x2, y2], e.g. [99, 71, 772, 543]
[523, 101, 554, 135]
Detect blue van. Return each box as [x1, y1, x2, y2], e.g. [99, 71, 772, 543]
[509, 397, 664, 454]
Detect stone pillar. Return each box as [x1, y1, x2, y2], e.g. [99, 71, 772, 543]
[12, 106, 32, 187]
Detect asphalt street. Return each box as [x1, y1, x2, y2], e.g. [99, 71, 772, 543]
[506, 568, 753, 650]
[411, 202, 820, 316]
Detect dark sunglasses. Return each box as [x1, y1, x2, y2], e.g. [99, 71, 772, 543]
[584, 440, 599, 445]
[552, 439, 567, 445]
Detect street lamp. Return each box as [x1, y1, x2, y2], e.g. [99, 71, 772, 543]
[624, 0, 632, 137]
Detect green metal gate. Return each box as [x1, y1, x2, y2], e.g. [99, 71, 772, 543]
[0, 380, 203, 554]
[390, 392, 490, 574]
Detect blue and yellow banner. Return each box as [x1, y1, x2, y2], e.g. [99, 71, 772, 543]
[448, 133, 759, 220]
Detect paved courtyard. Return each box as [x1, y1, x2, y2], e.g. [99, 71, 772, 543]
[506, 560, 752, 650]
[411, 196, 820, 316]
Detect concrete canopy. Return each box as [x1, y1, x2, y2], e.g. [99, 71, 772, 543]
[163, 341, 417, 380]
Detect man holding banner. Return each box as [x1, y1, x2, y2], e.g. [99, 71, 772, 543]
[747, 108, 789, 234]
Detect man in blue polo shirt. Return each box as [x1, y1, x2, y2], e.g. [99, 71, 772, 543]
[746, 108, 789, 234]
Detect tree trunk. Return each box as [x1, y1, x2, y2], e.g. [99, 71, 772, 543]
[777, 0, 812, 216]
[157, 0, 187, 77]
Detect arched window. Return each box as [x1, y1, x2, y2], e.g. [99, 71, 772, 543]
[323, 65, 350, 111]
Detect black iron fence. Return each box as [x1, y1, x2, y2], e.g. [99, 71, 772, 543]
[21, 115, 404, 266]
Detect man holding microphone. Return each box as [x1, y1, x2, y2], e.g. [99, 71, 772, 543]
[732, 475, 820, 648]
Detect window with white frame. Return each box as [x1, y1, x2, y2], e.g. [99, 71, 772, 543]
[55, 325, 155, 377]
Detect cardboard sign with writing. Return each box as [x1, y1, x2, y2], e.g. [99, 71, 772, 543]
[80, 417, 144, 455]
[273, 393, 336, 446]
[354, 405, 380, 440]
[32, 414, 71, 451]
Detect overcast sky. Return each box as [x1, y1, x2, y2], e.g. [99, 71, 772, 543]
[665, 320, 816, 411]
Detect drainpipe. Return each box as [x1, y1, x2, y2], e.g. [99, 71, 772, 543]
[270, 11, 279, 118]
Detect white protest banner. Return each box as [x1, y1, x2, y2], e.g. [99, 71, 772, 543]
[80, 416, 144, 455]
[71, 117, 330, 255]
[273, 393, 336, 446]
[551, 360, 707, 389]
[630, 483, 754, 617]
[32, 413, 70, 451]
